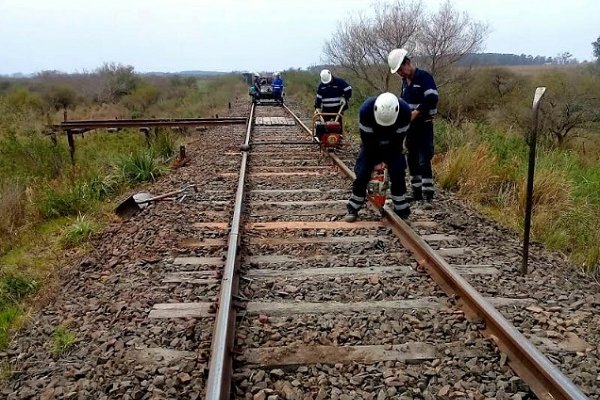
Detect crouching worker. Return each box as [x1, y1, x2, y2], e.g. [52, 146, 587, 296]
[250, 73, 261, 104]
[344, 92, 412, 222]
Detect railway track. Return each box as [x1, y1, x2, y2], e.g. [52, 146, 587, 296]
[2, 99, 595, 400]
[149, 102, 588, 399]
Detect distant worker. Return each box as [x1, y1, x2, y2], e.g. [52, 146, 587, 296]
[388, 48, 438, 202]
[250, 72, 262, 104]
[272, 72, 285, 105]
[314, 69, 352, 120]
[344, 93, 412, 222]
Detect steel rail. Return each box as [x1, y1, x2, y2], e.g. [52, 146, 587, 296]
[248, 140, 318, 146]
[52, 117, 246, 132]
[61, 117, 247, 123]
[205, 104, 255, 400]
[282, 104, 588, 400]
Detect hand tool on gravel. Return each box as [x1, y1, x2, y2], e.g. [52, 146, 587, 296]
[115, 185, 196, 219]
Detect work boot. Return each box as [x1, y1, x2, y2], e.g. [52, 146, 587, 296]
[343, 212, 358, 223]
[394, 208, 411, 220]
[406, 191, 423, 203]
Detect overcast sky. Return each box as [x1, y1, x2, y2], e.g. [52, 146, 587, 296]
[0, 0, 598, 75]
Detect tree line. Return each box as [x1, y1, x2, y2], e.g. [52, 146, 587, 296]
[459, 53, 577, 66]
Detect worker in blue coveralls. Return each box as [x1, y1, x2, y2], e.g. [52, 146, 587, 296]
[344, 93, 412, 222]
[272, 72, 284, 105]
[388, 48, 439, 202]
[314, 69, 352, 121]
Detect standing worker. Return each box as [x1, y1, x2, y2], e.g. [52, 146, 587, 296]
[314, 69, 352, 120]
[388, 48, 439, 202]
[272, 72, 285, 105]
[344, 92, 412, 222]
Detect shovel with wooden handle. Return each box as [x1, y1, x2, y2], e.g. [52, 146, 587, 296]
[115, 185, 196, 219]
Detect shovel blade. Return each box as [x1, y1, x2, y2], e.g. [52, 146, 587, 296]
[115, 196, 141, 219]
[115, 192, 152, 219]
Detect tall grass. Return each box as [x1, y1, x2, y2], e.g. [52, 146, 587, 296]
[37, 173, 117, 219]
[116, 149, 167, 184]
[436, 144, 499, 204]
[0, 133, 67, 181]
[435, 121, 600, 275]
[0, 181, 27, 253]
[151, 129, 177, 160]
[151, 75, 246, 117]
[0, 73, 247, 350]
[0, 273, 38, 349]
[61, 214, 95, 248]
[51, 325, 77, 355]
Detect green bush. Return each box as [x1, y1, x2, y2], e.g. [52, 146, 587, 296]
[151, 129, 178, 160]
[0, 305, 19, 350]
[38, 176, 116, 219]
[116, 149, 167, 184]
[51, 325, 77, 355]
[0, 133, 68, 181]
[0, 181, 27, 253]
[62, 214, 96, 248]
[42, 84, 78, 111]
[122, 84, 160, 113]
[0, 274, 38, 304]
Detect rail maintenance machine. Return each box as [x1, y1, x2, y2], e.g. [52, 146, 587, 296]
[312, 104, 345, 151]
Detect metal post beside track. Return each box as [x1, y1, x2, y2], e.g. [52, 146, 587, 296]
[522, 87, 547, 275]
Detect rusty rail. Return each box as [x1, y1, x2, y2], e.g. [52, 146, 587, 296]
[51, 117, 247, 132]
[283, 104, 588, 400]
[49, 116, 247, 164]
[205, 104, 255, 400]
[202, 103, 587, 399]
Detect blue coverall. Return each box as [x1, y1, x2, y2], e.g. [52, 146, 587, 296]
[314, 76, 352, 119]
[346, 96, 412, 218]
[401, 68, 439, 200]
[272, 77, 284, 104]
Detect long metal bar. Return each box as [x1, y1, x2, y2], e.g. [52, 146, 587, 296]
[282, 104, 317, 142]
[249, 140, 317, 146]
[205, 104, 255, 400]
[52, 117, 246, 132]
[62, 117, 247, 123]
[284, 105, 587, 400]
[522, 87, 547, 274]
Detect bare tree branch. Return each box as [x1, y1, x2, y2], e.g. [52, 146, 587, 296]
[323, 0, 488, 91]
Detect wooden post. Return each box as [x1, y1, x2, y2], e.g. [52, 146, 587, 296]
[67, 130, 75, 164]
[140, 127, 151, 147]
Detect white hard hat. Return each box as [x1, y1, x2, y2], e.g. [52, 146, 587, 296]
[253, 72, 260, 78]
[320, 69, 332, 84]
[374, 92, 400, 126]
[388, 48, 409, 74]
